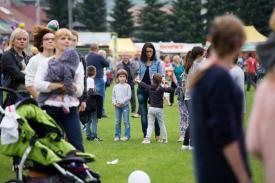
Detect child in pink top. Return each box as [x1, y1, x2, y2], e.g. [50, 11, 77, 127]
[161, 55, 177, 105]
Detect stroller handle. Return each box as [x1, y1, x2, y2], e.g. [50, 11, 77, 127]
[0, 87, 20, 114]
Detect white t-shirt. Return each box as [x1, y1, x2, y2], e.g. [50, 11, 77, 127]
[87, 77, 95, 91]
[25, 53, 53, 87]
[230, 65, 246, 113]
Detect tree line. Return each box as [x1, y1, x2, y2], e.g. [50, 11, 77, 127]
[46, 0, 275, 43]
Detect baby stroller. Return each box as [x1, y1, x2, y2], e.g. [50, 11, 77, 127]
[0, 87, 100, 183]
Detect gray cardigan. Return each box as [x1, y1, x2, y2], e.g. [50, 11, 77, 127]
[116, 60, 139, 83]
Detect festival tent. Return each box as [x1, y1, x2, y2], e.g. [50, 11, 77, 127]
[134, 42, 202, 55]
[242, 26, 267, 51]
[109, 38, 138, 56]
[244, 26, 267, 43]
[77, 32, 112, 46]
[158, 42, 202, 54]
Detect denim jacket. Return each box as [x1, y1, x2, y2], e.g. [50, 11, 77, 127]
[138, 59, 164, 81]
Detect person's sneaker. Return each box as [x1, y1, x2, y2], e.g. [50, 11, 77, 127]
[93, 137, 103, 141]
[188, 146, 194, 150]
[82, 124, 87, 131]
[155, 136, 161, 142]
[142, 138, 151, 144]
[102, 114, 108, 118]
[121, 136, 129, 141]
[181, 145, 189, 151]
[132, 113, 140, 118]
[177, 136, 184, 142]
[161, 139, 168, 143]
[114, 137, 120, 141]
[86, 137, 93, 141]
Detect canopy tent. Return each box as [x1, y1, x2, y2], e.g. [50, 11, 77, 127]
[109, 38, 138, 56]
[77, 32, 112, 46]
[159, 42, 202, 53]
[134, 42, 202, 54]
[244, 26, 267, 44]
[242, 26, 267, 51]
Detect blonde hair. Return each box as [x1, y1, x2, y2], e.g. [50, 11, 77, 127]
[172, 55, 180, 63]
[55, 28, 73, 41]
[269, 9, 275, 31]
[7, 28, 29, 51]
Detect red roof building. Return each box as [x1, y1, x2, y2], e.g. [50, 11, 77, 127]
[0, 3, 47, 33]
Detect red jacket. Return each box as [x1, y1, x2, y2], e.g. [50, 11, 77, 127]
[246, 57, 257, 74]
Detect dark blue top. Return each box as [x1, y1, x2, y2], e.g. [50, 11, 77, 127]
[141, 66, 151, 85]
[191, 65, 251, 183]
[139, 82, 173, 108]
[123, 62, 133, 86]
[86, 52, 109, 79]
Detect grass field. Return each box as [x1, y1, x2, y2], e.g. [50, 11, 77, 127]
[0, 85, 264, 183]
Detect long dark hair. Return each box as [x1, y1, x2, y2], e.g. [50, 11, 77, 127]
[141, 42, 156, 62]
[183, 51, 192, 74]
[190, 46, 204, 62]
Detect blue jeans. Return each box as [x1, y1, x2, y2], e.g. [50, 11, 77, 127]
[115, 105, 130, 138]
[94, 78, 106, 115]
[137, 87, 160, 138]
[43, 106, 84, 152]
[86, 111, 98, 138]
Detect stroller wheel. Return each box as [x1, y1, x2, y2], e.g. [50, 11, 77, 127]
[6, 180, 24, 183]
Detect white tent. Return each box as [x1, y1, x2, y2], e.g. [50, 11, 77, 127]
[77, 32, 112, 46]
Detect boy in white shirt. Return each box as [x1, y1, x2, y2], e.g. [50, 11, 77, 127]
[86, 66, 102, 141]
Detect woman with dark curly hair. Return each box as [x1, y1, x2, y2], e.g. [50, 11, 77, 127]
[25, 25, 55, 99]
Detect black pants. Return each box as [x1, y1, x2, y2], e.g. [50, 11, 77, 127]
[247, 73, 256, 91]
[169, 82, 177, 105]
[130, 85, 136, 113]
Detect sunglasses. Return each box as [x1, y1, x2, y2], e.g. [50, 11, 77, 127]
[43, 38, 55, 41]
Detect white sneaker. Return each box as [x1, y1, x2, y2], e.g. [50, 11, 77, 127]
[177, 136, 184, 142]
[114, 137, 120, 141]
[188, 146, 194, 150]
[142, 138, 151, 144]
[181, 145, 189, 151]
[161, 139, 168, 143]
[121, 136, 129, 141]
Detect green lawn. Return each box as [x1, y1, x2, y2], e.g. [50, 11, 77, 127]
[0, 86, 264, 182]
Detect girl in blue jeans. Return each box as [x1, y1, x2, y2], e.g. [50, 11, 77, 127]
[112, 69, 132, 141]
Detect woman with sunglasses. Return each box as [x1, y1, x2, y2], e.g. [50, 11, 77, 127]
[137, 42, 164, 141]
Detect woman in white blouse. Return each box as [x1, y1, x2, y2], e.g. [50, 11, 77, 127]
[25, 25, 55, 99]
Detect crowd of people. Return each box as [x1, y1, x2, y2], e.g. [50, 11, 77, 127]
[1, 11, 275, 183]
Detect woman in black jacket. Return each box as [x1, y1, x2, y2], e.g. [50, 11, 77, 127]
[1, 28, 30, 106]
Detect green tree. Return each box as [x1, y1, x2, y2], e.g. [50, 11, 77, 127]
[170, 0, 203, 42]
[111, 0, 134, 37]
[45, 0, 68, 28]
[203, 0, 239, 35]
[75, 0, 107, 31]
[136, 0, 171, 42]
[238, 0, 274, 36]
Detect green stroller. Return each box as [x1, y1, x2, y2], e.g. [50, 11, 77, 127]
[0, 87, 100, 183]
